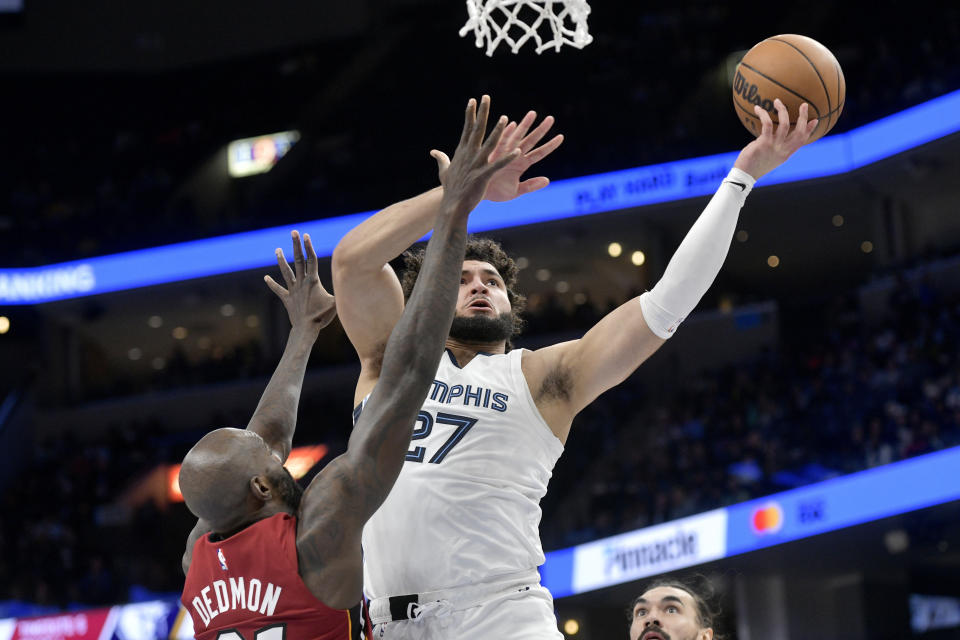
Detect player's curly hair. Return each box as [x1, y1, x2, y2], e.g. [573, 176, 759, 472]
[400, 236, 526, 346]
[626, 575, 727, 640]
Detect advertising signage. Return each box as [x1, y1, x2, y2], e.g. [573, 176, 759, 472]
[542, 446, 960, 598]
[724, 445, 960, 556]
[0, 600, 194, 640]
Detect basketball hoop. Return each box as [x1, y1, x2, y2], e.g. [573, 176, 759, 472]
[459, 0, 593, 56]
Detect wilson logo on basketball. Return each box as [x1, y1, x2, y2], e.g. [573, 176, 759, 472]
[750, 502, 784, 535]
[733, 70, 774, 112]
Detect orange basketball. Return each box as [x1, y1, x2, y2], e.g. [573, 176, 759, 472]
[732, 34, 845, 142]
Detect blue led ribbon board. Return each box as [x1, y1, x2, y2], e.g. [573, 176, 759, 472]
[723, 445, 960, 556]
[4, 88, 960, 305]
[0, 212, 370, 305]
[540, 446, 960, 598]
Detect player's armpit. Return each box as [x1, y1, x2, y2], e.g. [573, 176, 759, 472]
[526, 298, 665, 440]
[297, 540, 364, 611]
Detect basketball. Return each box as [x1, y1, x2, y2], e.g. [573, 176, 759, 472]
[732, 34, 845, 141]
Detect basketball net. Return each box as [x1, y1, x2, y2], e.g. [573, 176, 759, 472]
[459, 0, 593, 56]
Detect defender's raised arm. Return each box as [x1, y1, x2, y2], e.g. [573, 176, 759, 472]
[295, 96, 521, 608]
[331, 103, 562, 401]
[526, 100, 819, 441]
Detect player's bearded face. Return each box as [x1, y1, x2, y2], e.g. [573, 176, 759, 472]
[450, 311, 515, 344]
[629, 587, 705, 640]
[269, 466, 304, 511]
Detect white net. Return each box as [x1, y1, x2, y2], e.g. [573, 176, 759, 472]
[459, 0, 593, 56]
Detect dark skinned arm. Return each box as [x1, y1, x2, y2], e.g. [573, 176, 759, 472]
[246, 231, 336, 461]
[181, 232, 336, 575]
[295, 97, 521, 609]
[182, 518, 212, 575]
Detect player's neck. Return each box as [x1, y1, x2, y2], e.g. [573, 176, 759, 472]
[445, 338, 506, 367]
[214, 503, 292, 539]
[254, 501, 295, 525]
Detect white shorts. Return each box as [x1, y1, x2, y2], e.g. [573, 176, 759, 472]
[368, 573, 562, 640]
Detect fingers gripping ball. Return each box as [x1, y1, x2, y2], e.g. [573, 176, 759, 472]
[733, 34, 845, 142]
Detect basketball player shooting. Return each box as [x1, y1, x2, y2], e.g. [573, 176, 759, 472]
[332, 97, 817, 639]
[177, 97, 521, 640]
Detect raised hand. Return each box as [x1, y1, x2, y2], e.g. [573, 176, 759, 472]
[429, 95, 523, 215]
[734, 99, 818, 181]
[265, 230, 337, 331]
[483, 110, 564, 202]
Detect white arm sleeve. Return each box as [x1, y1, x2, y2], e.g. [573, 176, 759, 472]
[639, 167, 756, 339]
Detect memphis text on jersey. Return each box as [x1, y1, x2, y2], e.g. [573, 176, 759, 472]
[189, 576, 282, 629]
[428, 379, 509, 411]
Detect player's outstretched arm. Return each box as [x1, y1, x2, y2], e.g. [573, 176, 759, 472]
[180, 232, 335, 574]
[531, 100, 817, 441]
[246, 231, 337, 461]
[331, 99, 561, 401]
[296, 98, 520, 609]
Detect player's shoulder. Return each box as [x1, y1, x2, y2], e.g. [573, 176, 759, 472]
[520, 340, 578, 389]
[237, 512, 298, 543]
[269, 511, 298, 526]
[521, 340, 578, 368]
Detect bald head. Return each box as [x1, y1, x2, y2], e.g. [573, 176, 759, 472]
[180, 428, 288, 531]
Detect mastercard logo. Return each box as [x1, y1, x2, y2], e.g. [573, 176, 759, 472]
[750, 502, 784, 534]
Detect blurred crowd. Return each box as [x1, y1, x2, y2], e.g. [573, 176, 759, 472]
[73, 291, 608, 403]
[0, 426, 174, 615]
[540, 277, 960, 548]
[3, 269, 960, 613]
[0, 393, 353, 618]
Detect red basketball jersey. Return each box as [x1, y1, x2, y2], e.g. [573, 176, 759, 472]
[181, 513, 367, 640]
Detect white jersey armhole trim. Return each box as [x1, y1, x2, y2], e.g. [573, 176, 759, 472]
[513, 349, 565, 452]
[352, 393, 371, 427]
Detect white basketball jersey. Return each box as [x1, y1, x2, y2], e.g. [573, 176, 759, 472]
[359, 348, 564, 599]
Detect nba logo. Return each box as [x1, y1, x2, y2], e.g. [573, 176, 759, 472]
[217, 548, 229, 571]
